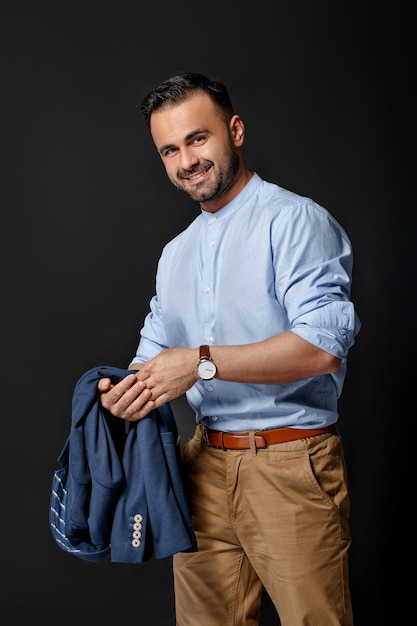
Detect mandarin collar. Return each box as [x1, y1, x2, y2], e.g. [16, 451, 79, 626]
[199, 172, 261, 222]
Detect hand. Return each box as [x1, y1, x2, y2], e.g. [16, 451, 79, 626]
[98, 373, 155, 422]
[135, 347, 198, 407]
[98, 347, 198, 422]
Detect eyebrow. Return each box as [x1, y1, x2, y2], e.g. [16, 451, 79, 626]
[158, 128, 210, 155]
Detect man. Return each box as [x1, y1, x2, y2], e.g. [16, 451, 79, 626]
[98, 72, 360, 625]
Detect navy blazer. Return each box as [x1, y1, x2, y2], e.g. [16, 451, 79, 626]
[50, 365, 197, 563]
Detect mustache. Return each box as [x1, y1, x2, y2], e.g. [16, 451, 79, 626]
[178, 161, 213, 179]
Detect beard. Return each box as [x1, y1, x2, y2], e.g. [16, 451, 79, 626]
[173, 141, 241, 203]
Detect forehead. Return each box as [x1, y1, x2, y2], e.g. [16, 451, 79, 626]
[150, 92, 225, 147]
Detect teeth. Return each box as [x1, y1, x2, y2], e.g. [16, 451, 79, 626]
[190, 171, 205, 180]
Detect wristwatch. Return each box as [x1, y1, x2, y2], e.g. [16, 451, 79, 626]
[196, 345, 217, 380]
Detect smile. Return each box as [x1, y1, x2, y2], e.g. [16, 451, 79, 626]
[183, 166, 211, 183]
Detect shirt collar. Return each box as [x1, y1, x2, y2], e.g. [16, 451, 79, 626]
[199, 172, 261, 222]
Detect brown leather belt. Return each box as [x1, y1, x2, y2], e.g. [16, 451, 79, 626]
[202, 424, 335, 450]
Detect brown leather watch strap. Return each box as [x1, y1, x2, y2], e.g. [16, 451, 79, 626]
[199, 345, 211, 360]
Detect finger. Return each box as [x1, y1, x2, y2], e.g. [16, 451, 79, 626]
[99, 375, 145, 412]
[97, 377, 112, 392]
[122, 393, 155, 421]
[120, 382, 156, 412]
[107, 374, 143, 402]
[135, 368, 151, 383]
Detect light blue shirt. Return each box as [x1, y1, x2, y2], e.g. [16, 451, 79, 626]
[131, 173, 360, 431]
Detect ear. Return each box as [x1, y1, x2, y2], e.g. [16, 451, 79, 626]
[229, 114, 245, 147]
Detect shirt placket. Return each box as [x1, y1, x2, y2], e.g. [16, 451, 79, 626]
[201, 214, 220, 348]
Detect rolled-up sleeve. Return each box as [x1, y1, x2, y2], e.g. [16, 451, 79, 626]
[275, 200, 361, 359]
[129, 294, 167, 366]
[291, 300, 360, 358]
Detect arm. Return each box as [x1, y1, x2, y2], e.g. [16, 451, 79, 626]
[208, 331, 341, 383]
[98, 331, 340, 422]
[99, 200, 358, 422]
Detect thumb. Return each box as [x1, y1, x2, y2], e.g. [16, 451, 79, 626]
[97, 377, 112, 392]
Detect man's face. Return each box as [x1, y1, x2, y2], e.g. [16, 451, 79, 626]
[149, 92, 244, 210]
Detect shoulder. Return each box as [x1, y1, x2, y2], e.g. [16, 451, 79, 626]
[251, 176, 350, 249]
[253, 175, 333, 225]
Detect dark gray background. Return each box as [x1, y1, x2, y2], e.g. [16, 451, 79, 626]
[0, 2, 412, 624]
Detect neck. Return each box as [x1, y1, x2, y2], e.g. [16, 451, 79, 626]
[200, 166, 253, 214]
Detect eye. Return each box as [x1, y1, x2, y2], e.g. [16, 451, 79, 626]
[162, 146, 178, 158]
[192, 134, 206, 146]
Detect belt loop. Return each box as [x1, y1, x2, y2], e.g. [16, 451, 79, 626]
[197, 425, 205, 449]
[202, 426, 209, 447]
[248, 431, 257, 457]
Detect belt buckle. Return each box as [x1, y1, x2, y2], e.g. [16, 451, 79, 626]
[203, 427, 226, 450]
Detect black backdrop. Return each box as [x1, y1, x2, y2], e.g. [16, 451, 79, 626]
[0, 2, 412, 625]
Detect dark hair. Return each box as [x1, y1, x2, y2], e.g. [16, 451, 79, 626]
[139, 72, 234, 130]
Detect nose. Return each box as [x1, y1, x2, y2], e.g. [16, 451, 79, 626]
[179, 146, 199, 171]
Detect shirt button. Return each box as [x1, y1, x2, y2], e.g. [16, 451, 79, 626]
[204, 286, 210, 293]
[211, 416, 218, 422]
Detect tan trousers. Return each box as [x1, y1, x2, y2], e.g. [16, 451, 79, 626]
[173, 425, 354, 626]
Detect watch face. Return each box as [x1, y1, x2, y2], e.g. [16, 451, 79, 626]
[197, 359, 217, 380]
